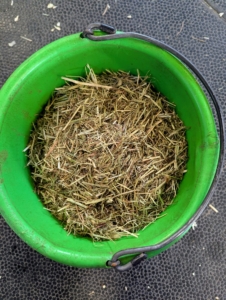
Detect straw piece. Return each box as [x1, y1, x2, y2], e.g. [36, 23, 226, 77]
[209, 204, 218, 213]
[61, 77, 113, 89]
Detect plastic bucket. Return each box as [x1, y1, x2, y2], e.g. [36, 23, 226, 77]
[0, 31, 220, 268]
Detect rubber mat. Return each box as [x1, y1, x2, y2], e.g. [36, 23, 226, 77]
[205, 0, 226, 20]
[208, 0, 226, 12]
[0, 0, 226, 299]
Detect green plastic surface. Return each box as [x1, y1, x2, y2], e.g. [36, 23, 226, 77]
[0, 33, 219, 268]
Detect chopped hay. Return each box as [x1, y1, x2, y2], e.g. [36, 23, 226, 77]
[27, 67, 188, 241]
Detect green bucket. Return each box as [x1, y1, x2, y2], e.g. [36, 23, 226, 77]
[0, 26, 223, 270]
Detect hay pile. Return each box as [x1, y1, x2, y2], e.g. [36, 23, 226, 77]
[27, 67, 187, 241]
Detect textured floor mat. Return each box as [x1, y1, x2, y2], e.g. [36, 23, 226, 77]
[0, 0, 226, 299]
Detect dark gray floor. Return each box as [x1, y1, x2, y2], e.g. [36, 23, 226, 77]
[209, 0, 226, 12]
[1, 0, 226, 299]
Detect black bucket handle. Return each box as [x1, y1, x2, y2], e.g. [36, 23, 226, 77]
[82, 23, 225, 271]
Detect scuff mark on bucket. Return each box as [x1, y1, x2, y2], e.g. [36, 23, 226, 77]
[0, 150, 8, 184]
[22, 110, 32, 120]
[0, 150, 8, 166]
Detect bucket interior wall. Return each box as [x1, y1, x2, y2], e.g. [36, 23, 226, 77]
[0, 33, 219, 267]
